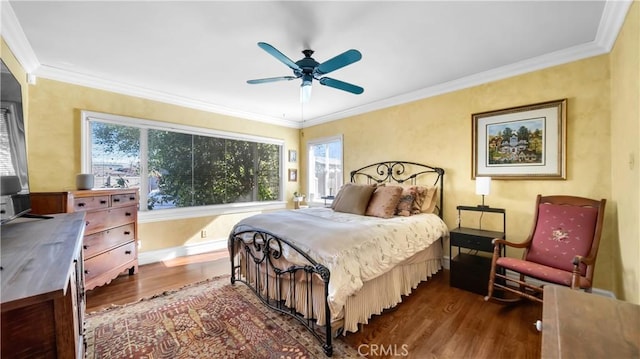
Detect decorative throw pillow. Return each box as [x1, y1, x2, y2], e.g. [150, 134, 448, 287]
[410, 186, 429, 214]
[420, 186, 439, 214]
[330, 184, 347, 210]
[396, 192, 415, 216]
[365, 185, 403, 218]
[332, 183, 376, 215]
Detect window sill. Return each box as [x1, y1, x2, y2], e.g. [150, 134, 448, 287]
[139, 201, 286, 223]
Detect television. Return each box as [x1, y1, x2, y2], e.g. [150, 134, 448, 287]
[1, 59, 32, 224]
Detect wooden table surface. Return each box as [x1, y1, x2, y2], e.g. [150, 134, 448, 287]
[542, 285, 640, 358]
[1, 212, 85, 311]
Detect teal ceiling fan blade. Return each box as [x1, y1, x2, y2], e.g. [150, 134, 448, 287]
[257, 42, 302, 72]
[247, 76, 298, 84]
[319, 77, 364, 95]
[315, 49, 362, 76]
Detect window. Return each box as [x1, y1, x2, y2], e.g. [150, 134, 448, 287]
[307, 135, 343, 204]
[81, 111, 283, 218]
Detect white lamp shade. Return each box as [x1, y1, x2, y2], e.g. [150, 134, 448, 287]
[475, 177, 491, 196]
[300, 83, 312, 103]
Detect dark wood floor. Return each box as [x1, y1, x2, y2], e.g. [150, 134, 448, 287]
[86, 252, 542, 358]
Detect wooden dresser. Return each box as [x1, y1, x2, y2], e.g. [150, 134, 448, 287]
[1, 212, 86, 359]
[31, 188, 139, 290]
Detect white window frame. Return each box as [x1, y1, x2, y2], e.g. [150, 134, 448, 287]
[81, 110, 286, 223]
[306, 134, 343, 205]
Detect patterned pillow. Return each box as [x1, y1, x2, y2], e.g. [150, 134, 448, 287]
[365, 185, 403, 218]
[526, 203, 598, 274]
[396, 192, 415, 216]
[332, 183, 377, 215]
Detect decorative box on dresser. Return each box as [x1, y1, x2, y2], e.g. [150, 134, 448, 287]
[31, 188, 139, 290]
[1, 212, 86, 359]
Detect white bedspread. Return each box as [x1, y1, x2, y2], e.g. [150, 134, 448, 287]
[232, 207, 449, 316]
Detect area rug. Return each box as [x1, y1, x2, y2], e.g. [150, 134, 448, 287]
[85, 276, 360, 358]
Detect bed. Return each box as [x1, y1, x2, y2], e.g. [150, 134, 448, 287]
[228, 161, 448, 356]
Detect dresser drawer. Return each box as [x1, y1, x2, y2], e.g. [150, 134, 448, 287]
[111, 192, 138, 208]
[84, 206, 136, 235]
[73, 195, 110, 212]
[83, 223, 135, 258]
[84, 241, 136, 283]
[450, 232, 495, 252]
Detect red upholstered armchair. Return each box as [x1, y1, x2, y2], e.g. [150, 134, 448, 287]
[485, 195, 606, 303]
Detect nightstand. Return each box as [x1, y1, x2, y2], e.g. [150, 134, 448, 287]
[449, 205, 505, 295]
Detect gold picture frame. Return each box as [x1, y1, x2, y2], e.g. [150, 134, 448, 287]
[288, 169, 297, 182]
[472, 99, 567, 180]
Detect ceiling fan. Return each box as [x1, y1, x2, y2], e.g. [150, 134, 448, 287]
[247, 42, 363, 103]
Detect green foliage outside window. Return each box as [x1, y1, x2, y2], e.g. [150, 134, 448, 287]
[91, 122, 281, 210]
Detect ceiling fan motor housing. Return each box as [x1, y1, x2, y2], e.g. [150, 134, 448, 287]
[296, 50, 320, 78]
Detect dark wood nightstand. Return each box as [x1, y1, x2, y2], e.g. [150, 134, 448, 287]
[449, 205, 505, 295]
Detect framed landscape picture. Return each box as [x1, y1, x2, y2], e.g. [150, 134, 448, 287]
[472, 99, 567, 180]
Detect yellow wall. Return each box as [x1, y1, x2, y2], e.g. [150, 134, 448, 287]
[22, 76, 300, 251]
[302, 55, 619, 296]
[610, 1, 640, 304]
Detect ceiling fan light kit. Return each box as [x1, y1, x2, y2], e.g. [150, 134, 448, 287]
[300, 76, 313, 103]
[247, 42, 363, 103]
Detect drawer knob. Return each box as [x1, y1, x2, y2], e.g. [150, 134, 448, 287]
[84, 270, 90, 274]
[535, 320, 542, 332]
[125, 212, 132, 216]
[124, 231, 131, 235]
[78, 202, 86, 207]
[129, 197, 135, 200]
[113, 198, 120, 202]
[83, 245, 88, 250]
[100, 200, 107, 204]
[85, 221, 90, 226]
[125, 250, 132, 255]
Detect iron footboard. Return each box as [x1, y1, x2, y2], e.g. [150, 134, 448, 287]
[229, 226, 333, 357]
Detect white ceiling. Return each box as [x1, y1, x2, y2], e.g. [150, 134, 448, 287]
[1, 1, 632, 128]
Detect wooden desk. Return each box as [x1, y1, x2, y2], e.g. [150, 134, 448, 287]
[541, 285, 640, 358]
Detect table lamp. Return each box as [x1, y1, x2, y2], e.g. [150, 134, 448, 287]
[475, 177, 491, 208]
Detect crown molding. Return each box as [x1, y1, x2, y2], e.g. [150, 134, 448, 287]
[303, 41, 607, 127]
[35, 64, 302, 128]
[0, 1, 39, 73]
[2, 1, 631, 130]
[594, 0, 633, 52]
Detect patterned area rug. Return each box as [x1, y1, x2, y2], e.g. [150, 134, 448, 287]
[85, 276, 360, 358]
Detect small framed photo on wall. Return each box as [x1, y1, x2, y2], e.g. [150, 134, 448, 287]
[288, 150, 297, 163]
[288, 169, 297, 182]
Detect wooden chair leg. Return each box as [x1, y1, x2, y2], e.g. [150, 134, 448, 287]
[484, 241, 501, 301]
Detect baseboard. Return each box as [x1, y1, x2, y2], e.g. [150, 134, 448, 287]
[442, 256, 616, 299]
[443, 255, 451, 270]
[138, 238, 228, 265]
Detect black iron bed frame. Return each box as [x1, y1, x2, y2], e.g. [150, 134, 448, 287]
[229, 161, 445, 356]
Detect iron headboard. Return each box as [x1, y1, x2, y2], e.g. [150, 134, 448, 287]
[350, 160, 445, 218]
